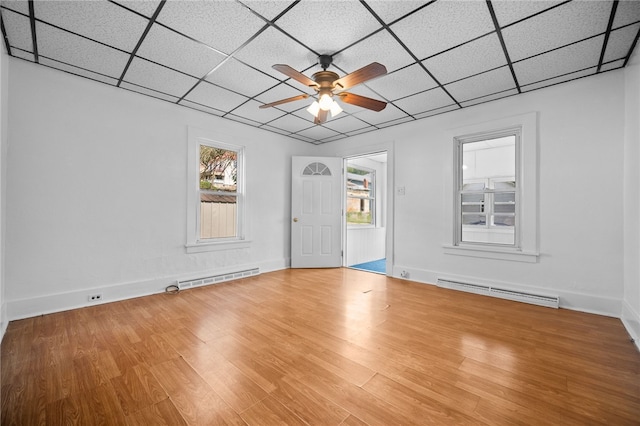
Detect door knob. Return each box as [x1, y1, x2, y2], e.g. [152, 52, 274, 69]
[293, 217, 299, 222]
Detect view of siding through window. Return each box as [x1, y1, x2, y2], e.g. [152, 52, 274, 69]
[461, 135, 516, 245]
[199, 145, 238, 239]
[347, 166, 375, 225]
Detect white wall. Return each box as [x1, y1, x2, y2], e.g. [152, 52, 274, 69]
[623, 49, 640, 348]
[5, 59, 315, 319]
[323, 71, 627, 317]
[0, 46, 8, 340]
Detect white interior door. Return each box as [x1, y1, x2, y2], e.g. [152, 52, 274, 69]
[291, 156, 343, 268]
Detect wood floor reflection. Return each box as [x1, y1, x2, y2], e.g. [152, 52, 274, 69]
[2, 268, 639, 425]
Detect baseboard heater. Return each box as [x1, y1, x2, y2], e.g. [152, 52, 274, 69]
[177, 267, 260, 290]
[437, 278, 559, 309]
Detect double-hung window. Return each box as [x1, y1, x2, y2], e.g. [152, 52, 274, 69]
[346, 166, 376, 226]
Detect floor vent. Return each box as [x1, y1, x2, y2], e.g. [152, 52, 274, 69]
[437, 278, 559, 309]
[177, 268, 260, 290]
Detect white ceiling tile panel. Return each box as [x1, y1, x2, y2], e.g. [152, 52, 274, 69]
[296, 125, 340, 141]
[365, 1, 429, 24]
[366, 63, 438, 100]
[9, 48, 34, 61]
[275, 1, 382, 53]
[600, 59, 625, 72]
[2, 9, 32, 51]
[115, 0, 161, 19]
[604, 23, 640, 62]
[34, 0, 148, 52]
[491, 1, 565, 27]
[376, 116, 416, 129]
[613, 0, 640, 29]
[346, 126, 377, 137]
[513, 36, 603, 85]
[232, 99, 285, 123]
[206, 58, 280, 99]
[521, 67, 597, 92]
[225, 113, 261, 127]
[459, 88, 519, 108]
[242, 1, 296, 21]
[233, 27, 317, 82]
[123, 57, 199, 98]
[40, 57, 119, 86]
[393, 87, 455, 115]
[422, 33, 506, 85]
[445, 66, 515, 102]
[391, 1, 495, 60]
[0, 0, 29, 15]
[502, 0, 611, 62]
[413, 104, 460, 120]
[260, 125, 292, 136]
[334, 30, 415, 74]
[181, 100, 225, 117]
[156, 1, 265, 55]
[37, 23, 130, 79]
[322, 115, 370, 134]
[352, 102, 408, 125]
[267, 113, 314, 134]
[136, 24, 227, 78]
[183, 80, 248, 112]
[255, 84, 310, 112]
[120, 82, 180, 103]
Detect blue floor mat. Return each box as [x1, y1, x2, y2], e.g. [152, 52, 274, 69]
[349, 258, 386, 274]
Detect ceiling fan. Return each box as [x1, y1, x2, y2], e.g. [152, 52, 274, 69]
[259, 55, 387, 125]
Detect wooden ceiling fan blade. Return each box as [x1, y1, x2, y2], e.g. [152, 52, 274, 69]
[333, 62, 387, 91]
[314, 109, 328, 125]
[272, 64, 319, 89]
[338, 93, 387, 112]
[259, 94, 309, 109]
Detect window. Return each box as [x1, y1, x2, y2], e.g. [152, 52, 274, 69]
[444, 112, 538, 262]
[346, 166, 375, 226]
[186, 127, 246, 253]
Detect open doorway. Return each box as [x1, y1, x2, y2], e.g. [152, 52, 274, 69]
[345, 152, 387, 274]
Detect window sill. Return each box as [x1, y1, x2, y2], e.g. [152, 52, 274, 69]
[443, 244, 538, 263]
[186, 239, 251, 253]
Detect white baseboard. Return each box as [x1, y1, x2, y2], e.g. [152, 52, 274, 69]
[391, 265, 622, 317]
[6, 258, 288, 321]
[622, 300, 640, 352]
[0, 301, 7, 342]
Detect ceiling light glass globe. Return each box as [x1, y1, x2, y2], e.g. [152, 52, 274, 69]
[318, 93, 333, 111]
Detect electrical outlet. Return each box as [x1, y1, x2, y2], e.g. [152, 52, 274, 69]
[88, 294, 102, 302]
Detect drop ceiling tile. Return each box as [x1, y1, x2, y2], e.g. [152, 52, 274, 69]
[232, 99, 285, 123]
[183, 80, 248, 112]
[413, 104, 460, 120]
[422, 33, 506, 85]
[391, 1, 494, 60]
[2, 8, 33, 51]
[181, 100, 225, 117]
[333, 29, 415, 74]
[120, 82, 180, 103]
[241, 1, 297, 21]
[34, 0, 148, 52]
[115, 0, 161, 19]
[37, 22, 130, 79]
[445, 66, 516, 102]
[460, 88, 519, 108]
[613, 0, 640, 29]
[261, 125, 292, 136]
[600, 59, 625, 72]
[491, 1, 565, 27]
[351, 102, 408, 125]
[376, 116, 415, 129]
[124, 57, 199, 98]
[366, 63, 438, 100]
[393, 87, 455, 115]
[321, 115, 370, 134]
[156, 1, 265, 55]
[276, 1, 382, 53]
[296, 125, 340, 141]
[234, 27, 317, 82]
[1, 0, 28, 15]
[255, 84, 310, 112]
[206, 58, 280, 99]
[604, 23, 640, 62]
[521, 67, 596, 92]
[346, 126, 377, 137]
[513, 35, 603, 85]
[10, 48, 34, 62]
[320, 134, 348, 144]
[136, 24, 227, 79]
[502, 1, 611, 62]
[268, 114, 315, 134]
[40, 57, 119, 86]
[365, 1, 430, 25]
[225, 113, 261, 127]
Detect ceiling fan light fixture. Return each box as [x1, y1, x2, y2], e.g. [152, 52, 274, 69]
[318, 93, 333, 111]
[307, 100, 320, 117]
[329, 100, 343, 118]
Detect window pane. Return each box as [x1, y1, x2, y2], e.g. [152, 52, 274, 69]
[346, 166, 374, 225]
[200, 193, 237, 238]
[462, 193, 484, 203]
[494, 215, 515, 227]
[462, 214, 486, 225]
[200, 145, 237, 192]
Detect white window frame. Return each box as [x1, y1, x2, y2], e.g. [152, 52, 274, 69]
[346, 165, 376, 227]
[444, 112, 538, 263]
[186, 127, 249, 253]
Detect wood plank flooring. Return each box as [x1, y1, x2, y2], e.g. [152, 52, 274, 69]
[2, 268, 639, 425]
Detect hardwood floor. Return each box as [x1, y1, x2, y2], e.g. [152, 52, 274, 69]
[2, 268, 639, 425]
